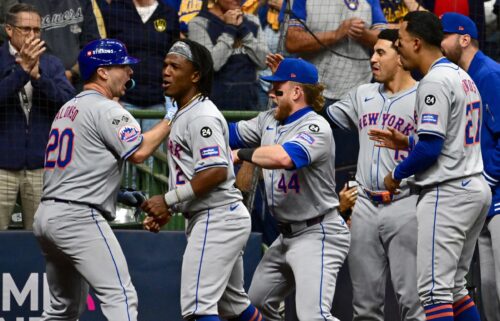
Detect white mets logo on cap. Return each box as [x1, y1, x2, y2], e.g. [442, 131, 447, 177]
[119, 125, 141, 142]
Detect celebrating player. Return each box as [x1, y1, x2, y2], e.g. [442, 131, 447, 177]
[32, 39, 172, 321]
[440, 13, 500, 321]
[369, 11, 491, 321]
[229, 58, 350, 320]
[325, 29, 424, 321]
[141, 39, 263, 321]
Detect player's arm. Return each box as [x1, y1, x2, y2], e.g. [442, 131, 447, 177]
[128, 120, 171, 164]
[323, 88, 360, 131]
[234, 145, 294, 169]
[228, 112, 267, 149]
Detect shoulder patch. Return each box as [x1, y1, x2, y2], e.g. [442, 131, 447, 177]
[424, 95, 436, 106]
[119, 125, 141, 142]
[200, 126, 212, 138]
[200, 146, 220, 159]
[308, 124, 320, 132]
[421, 113, 438, 124]
[296, 132, 315, 144]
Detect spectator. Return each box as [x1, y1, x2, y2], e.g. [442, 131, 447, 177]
[188, 0, 268, 111]
[21, 0, 101, 85]
[380, 0, 427, 25]
[0, 3, 75, 230]
[0, 0, 18, 45]
[102, 0, 179, 131]
[286, 0, 386, 106]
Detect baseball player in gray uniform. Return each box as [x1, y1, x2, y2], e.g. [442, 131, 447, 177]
[32, 39, 172, 321]
[229, 58, 350, 321]
[369, 12, 491, 321]
[141, 39, 263, 321]
[325, 29, 424, 321]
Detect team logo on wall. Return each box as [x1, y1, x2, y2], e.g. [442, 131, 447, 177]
[344, 0, 359, 10]
[154, 19, 167, 32]
[119, 125, 141, 142]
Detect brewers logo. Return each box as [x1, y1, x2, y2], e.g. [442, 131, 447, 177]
[154, 19, 167, 32]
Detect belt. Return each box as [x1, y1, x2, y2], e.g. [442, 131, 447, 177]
[277, 214, 325, 237]
[41, 198, 99, 211]
[362, 188, 393, 206]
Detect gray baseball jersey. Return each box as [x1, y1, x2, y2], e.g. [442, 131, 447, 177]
[405, 58, 491, 308]
[33, 89, 141, 321]
[43, 90, 143, 220]
[233, 108, 338, 222]
[327, 82, 418, 194]
[167, 96, 242, 214]
[326, 83, 425, 320]
[167, 96, 252, 319]
[413, 58, 483, 186]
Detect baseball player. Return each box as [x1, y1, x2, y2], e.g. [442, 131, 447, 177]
[141, 39, 263, 321]
[325, 29, 424, 321]
[229, 58, 350, 321]
[369, 11, 491, 321]
[440, 12, 500, 321]
[32, 39, 172, 321]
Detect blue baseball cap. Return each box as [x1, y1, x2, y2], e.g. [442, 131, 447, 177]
[261, 58, 318, 84]
[441, 12, 478, 39]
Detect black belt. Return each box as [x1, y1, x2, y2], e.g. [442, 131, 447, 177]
[41, 198, 99, 211]
[277, 214, 325, 237]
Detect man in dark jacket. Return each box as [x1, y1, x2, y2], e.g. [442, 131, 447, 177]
[0, 3, 75, 230]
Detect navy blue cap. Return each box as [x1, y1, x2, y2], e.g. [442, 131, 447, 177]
[441, 12, 478, 39]
[261, 58, 318, 84]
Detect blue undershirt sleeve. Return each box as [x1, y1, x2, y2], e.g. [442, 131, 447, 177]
[282, 142, 309, 169]
[393, 134, 444, 180]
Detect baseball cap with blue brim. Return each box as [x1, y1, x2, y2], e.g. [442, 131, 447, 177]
[441, 12, 478, 39]
[261, 58, 319, 84]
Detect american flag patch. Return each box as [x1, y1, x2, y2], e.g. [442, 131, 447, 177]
[421, 114, 438, 124]
[200, 146, 220, 159]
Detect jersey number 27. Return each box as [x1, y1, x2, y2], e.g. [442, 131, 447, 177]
[45, 128, 75, 169]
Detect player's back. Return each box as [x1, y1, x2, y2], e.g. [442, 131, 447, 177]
[43, 90, 143, 219]
[415, 58, 483, 186]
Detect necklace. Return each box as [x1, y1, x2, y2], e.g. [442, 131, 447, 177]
[179, 93, 202, 110]
[344, 0, 359, 10]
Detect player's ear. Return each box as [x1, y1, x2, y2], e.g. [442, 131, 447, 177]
[459, 34, 471, 48]
[191, 70, 200, 84]
[96, 67, 108, 80]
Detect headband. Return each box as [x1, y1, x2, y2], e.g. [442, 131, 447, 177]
[168, 41, 193, 62]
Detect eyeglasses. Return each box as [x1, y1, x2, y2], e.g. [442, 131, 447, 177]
[10, 25, 41, 35]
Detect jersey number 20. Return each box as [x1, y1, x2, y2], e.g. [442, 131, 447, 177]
[45, 128, 75, 169]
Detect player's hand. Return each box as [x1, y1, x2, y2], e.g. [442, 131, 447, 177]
[16, 35, 46, 74]
[164, 97, 178, 122]
[143, 213, 171, 233]
[368, 127, 409, 150]
[266, 53, 284, 74]
[339, 183, 358, 213]
[141, 195, 171, 217]
[231, 149, 242, 165]
[383, 172, 401, 194]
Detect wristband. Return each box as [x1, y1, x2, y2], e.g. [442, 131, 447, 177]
[237, 148, 256, 163]
[164, 182, 196, 207]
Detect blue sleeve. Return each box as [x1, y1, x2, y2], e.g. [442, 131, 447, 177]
[393, 134, 444, 180]
[291, 0, 307, 20]
[228, 122, 247, 149]
[366, 0, 387, 25]
[480, 71, 500, 185]
[282, 141, 309, 169]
